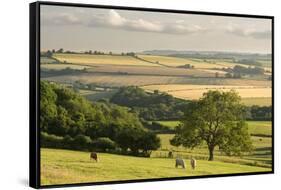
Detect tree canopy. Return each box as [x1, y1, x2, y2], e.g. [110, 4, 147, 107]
[40, 81, 160, 156]
[171, 90, 253, 161]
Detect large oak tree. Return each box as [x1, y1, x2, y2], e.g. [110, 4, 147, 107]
[171, 90, 253, 161]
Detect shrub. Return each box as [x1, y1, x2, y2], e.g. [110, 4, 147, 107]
[41, 132, 63, 148]
[92, 137, 117, 152]
[72, 134, 92, 150]
[62, 135, 73, 149]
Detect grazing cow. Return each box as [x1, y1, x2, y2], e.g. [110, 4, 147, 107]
[168, 151, 173, 158]
[190, 158, 196, 170]
[90, 152, 98, 162]
[175, 158, 185, 169]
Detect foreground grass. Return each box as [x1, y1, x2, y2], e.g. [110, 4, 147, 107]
[41, 148, 270, 186]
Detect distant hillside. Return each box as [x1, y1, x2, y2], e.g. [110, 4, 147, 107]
[141, 50, 271, 61]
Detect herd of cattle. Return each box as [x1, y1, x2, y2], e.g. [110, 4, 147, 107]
[90, 152, 197, 170]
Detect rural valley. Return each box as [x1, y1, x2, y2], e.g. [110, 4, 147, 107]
[40, 49, 272, 185]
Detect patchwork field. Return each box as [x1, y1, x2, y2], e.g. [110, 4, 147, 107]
[138, 55, 234, 69]
[53, 53, 161, 67]
[86, 65, 215, 77]
[41, 64, 91, 70]
[41, 148, 270, 186]
[142, 84, 272, 100]
[43, 72, 272, 88]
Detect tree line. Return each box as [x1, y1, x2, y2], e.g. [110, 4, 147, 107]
[41, 48, 137, 57]
[40, 81, 160, 157]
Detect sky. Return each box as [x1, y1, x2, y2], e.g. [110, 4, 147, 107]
[40, 5, 272, 54]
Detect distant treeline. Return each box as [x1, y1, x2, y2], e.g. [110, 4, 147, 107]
[40, 81, 160, 157]
[41, 48, 137, 57]
[109, 86, 272, 122]
[169, 52, 271, 63]
[224, 65, 265, 78]
[246, 105, 272, 121]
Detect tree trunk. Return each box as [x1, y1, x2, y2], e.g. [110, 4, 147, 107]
[208, 146, 214, 161]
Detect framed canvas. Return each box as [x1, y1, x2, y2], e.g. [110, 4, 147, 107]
[29, 1, 274, 188]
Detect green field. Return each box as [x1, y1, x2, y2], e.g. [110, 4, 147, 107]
[41, 63, 92, 70]
[157, 121, 272, 137]
[41, 148, 270, 185]
[247, 121, 272, 136]
[41, 57, 58, 64]
[156, 121, 181, 129]
[155, 120, 272, 168]
[156, 133, 271, 167]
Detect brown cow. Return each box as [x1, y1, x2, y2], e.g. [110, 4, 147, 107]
[190, 157, 196, 170]
[168, 151, 173, 158]
[90, 152, 98, 162]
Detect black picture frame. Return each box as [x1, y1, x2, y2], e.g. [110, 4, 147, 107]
[30, 1, 274, 189]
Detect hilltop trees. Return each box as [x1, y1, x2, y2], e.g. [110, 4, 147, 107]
[110, 86, 190, 121]
[171, 90, 253, 161]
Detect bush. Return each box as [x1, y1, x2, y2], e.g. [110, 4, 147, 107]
[62, 135, 73, 149]
[92, 137, 117, 152]
[72, 134, 92, 150]
[41, 132, 63, 148]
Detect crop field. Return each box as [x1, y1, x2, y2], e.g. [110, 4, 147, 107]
[53, 53, 160, 67]
[142, 84, 271, 100]
[138, 55, 228, 69]
[43, 72, 272, 88]
[86, 65, 214, 77]
[241, 97, 272, 106]
[41, 148, 270, 185]
[41, 64, 92, 70]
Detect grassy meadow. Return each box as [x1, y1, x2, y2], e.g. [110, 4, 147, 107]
[41, 148, 270, 185]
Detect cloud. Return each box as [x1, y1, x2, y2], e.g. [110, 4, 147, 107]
[42, 13, 82, 25]
[87, 10, 205, 34]
[42, 9, 205, 35]
[226, 25, 271, 39]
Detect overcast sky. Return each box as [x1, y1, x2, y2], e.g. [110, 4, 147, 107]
[41, 5, 272, 54]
